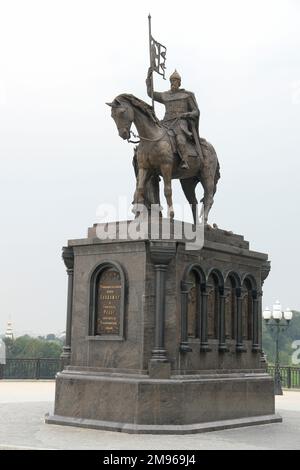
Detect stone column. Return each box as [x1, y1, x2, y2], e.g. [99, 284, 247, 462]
[179, 280, 193, 353]
[218, 288, 228, 352]
[260, 262, 271, 364]
[252, 290, 260, 352]
[236, 287, 245, 353]
[257, 289, 264, 350]
[149, 242, 176, 378]
[200, 286, 210, 352]
[61, 246, 74, 367]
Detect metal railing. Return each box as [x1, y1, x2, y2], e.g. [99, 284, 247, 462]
[267, 365, 300, 389]
[0, 358, 63, 379]
[0, 359, 299, 386]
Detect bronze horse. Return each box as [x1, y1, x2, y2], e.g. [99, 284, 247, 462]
[107, 94, 220, 224]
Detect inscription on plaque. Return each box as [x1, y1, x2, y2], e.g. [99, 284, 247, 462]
[96, 268, 121, 335]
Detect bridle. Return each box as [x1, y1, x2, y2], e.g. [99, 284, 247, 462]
[127, 128, 168, 144]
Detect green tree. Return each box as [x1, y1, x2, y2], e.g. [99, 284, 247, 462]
[8, 335, 63, 358]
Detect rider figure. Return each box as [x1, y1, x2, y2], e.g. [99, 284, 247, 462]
[146, 68, 200, 169]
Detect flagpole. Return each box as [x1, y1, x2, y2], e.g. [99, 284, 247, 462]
[148, 13, 155, 111]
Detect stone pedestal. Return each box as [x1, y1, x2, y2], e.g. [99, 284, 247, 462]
[46, 221, 280, 433]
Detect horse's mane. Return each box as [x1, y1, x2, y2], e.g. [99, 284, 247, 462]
[116, 94, 160, 125]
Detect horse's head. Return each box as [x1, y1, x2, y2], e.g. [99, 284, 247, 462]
[106, 98, 134, 140]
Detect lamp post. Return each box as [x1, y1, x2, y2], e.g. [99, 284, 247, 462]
[263, 300, 293, 395]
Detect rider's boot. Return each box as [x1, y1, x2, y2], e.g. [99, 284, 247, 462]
[178, 147, 190, 169]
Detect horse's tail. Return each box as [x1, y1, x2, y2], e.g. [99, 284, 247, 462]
[200, 139, 220, 195]
[214, 159, 220, 195]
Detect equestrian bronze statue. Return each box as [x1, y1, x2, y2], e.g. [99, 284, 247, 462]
[107, 17, 220, 225]
[107, 68, 220, 224]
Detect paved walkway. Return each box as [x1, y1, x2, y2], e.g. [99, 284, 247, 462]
[0, 381, 299, 450]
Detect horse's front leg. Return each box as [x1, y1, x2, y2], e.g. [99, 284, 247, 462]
[161, 164, 174, 219]
[132, 168, 148, 217]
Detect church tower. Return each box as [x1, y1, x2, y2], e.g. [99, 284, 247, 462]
[5, 321, 14, 340]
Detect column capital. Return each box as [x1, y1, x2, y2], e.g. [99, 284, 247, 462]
[154, 264, 168, 273]
[180, 280, 194, 293]
[149, 241, 176, 265]
[261, 261, 271, 285]
[62, 246, 74, 273]
[252, 289, 259, 300]
[219, 286, 225, 296]
[200, 282, 207, 293]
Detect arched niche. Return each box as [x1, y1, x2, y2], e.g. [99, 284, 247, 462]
[180, 264, 206, 352]
[187, 270, 202, 338]
[241, 276, 257, 341]
[206, 269, 224, 340]
[89, 261, 126, 340]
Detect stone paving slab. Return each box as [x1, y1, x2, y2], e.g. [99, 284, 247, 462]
[0, 381, 299, 450]
[0, 380, 55, 403]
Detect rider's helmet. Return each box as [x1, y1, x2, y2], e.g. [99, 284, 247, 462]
[169, 69, 181, 83]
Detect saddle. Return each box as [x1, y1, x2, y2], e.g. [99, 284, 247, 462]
[165, 127, 203, 159]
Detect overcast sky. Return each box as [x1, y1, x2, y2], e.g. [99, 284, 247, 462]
[0, 0, 299, 336]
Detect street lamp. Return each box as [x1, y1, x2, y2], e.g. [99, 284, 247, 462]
[263, 301, 293, 395]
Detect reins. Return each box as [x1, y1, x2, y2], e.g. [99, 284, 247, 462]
[127, 118, 178, 144]
[127, 128, 168, 144]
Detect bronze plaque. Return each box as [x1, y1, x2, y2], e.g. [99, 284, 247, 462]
[96, 268, 121, 335]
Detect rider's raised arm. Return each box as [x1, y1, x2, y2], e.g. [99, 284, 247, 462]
[146, 68, 164, 104]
